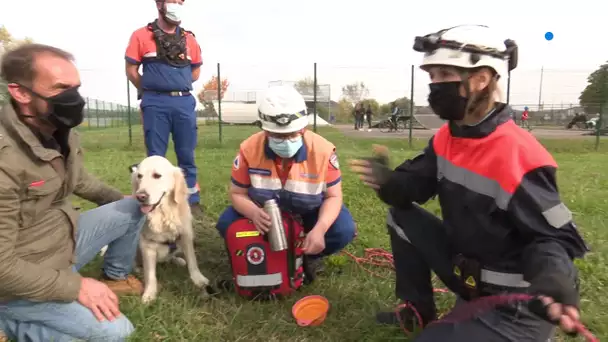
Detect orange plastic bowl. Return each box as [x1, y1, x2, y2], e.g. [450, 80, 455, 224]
[292, 295, 330, 327]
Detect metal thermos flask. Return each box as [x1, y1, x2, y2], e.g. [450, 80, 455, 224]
[264, 199, 288, 251]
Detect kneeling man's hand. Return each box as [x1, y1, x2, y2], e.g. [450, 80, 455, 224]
[78, 277, 121, 322]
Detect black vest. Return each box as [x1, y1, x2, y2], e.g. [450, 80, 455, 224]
[146, 20, 192, 67]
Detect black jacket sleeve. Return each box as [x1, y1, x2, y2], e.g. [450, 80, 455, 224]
[377, 137, 438, 208]
[508, 166, 589, 283]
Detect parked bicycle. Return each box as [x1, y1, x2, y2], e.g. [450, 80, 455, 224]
[378, 114, 409, 133]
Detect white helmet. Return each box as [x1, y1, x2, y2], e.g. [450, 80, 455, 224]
[257, 85, 308, 134]
[413, 25, 518, 80]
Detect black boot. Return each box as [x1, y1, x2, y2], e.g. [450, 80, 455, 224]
[376, 302, 436, 330]
[190, 202, 204, 218]
[216, 279, 234, 293]
[303, 256, 325, 285]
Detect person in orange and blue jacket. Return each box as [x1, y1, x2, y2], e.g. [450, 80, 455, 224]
[125, 0, 203, 216]
[216, 85, 357, 278]
[351, 25, 589, 341]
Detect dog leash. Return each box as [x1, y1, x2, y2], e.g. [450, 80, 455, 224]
[343, 249, 598, 341]
[394, 293, 599, 341]
[429, 294, 599, 341]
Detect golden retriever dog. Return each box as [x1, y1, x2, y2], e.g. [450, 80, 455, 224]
[127, 155, 209, 303]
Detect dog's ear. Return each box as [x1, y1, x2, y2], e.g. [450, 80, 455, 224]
[130, 170, 139, 196]
[172, 167, 188, 204]
[128, 163, 140, 195]
[129, 163, 139, 174]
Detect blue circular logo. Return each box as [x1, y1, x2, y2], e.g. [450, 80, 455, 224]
[545, 32, 554, 41]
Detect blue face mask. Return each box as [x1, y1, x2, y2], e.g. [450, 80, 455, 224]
[268, 136, 303, 158]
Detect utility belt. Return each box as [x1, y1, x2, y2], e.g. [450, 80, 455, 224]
[144, 90, 191, 97]
[452, 254, 530, 301]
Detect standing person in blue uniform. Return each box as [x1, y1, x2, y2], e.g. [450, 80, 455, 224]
[351, 25, 589, 341]
[125, 0, 203, 215]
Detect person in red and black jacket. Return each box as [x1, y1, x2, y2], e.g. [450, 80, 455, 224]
[351, 25, 589, 341]
[522, 106, 531, 130]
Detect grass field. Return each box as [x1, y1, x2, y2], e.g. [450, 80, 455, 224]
[75, 125, 608, 341]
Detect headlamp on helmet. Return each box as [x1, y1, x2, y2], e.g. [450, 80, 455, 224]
[258, 110, 306, 127]
[413, 25, 519, 72]
[257, 85, 309, 134]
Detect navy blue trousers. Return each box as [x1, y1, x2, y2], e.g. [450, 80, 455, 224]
[141, 92, 199, 203]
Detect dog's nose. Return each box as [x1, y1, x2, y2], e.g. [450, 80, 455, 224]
[135, 192, 148, 203]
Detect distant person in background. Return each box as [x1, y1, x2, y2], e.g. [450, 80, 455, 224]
[352, 104, 358, 130]
[358, 103, 365, 130]
[125, 0, 204, 216]
[521, 106, 530, 130]
[390, 102, 400, 130]
[366, 104, 373, 131]
[359, 103, 366, 130]
[353, 103, 364, 130]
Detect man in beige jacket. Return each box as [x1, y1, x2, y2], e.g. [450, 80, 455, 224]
[0, 44, 145, 342]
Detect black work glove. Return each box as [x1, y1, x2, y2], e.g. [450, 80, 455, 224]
[527, 273, 580, 336]
[529, 273, 579, 308]
[361, 145, 392, 188]
[350, 145, 395, 193]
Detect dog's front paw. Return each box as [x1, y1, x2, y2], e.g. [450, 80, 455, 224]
[141, 287, 158, 304]
[191, 272, 210, 288]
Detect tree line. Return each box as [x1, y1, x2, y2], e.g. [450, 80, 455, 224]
[196, 75, 413, 122]
[0, 26, 33, 105]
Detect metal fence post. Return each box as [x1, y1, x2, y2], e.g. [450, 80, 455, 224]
[596, 68, 607, 151]
[86, 97, 91, 129]
[217, 62, 223, 143]
[599, 109, 605, 151]
[110, 102, 114, 127]
[313, 62, 317, 132]
[95, 99, 100, 128]
[127, 77, 133, 146]
[328, 86, 332, 123]
[408, 65, 414, 148]
[506, 70, 511, 105]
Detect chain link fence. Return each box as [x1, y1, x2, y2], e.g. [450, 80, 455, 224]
[199, 63, 605, 149]
[4, 64, 598, 149]
[80, 97, 139, 130]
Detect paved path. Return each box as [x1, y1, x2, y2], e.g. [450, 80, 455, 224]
[334, 124, 595, 140]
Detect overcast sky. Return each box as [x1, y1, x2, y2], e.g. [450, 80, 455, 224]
[1, 0, 605, 110]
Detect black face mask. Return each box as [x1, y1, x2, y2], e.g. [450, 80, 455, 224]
[19, 86, 86, 130]
[427, 82, 468, 121]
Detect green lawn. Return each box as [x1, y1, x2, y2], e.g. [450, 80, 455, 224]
[75, 125, 608, 341]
